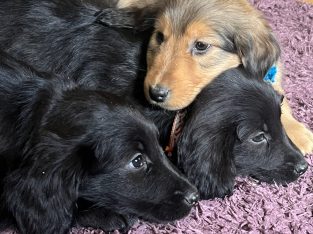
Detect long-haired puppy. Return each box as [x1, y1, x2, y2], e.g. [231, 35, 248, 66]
[0, 51, 198, 234]
[176, 67, 308, 198]
[84, 5, 308, 199]
[117, 0, 313, 155]
[0, 0, 307, 202]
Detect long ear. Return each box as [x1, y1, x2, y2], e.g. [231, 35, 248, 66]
[2, 139, 90, 234]
[94, 7, 156, 31]
[234, 25, 281, 79]
[177, 124, 236, 199]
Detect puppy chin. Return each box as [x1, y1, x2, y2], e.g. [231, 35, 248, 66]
[140, 206, 193, 223]
[149, 98, 191, 111]
[249, 170, 302, 185]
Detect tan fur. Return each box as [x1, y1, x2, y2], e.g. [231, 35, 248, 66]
[139, 0, 280, 110]
[118, 0, 313, 154]
[281, 101, 313, 155]
[144, 20, 240, 110]
[301, 0, 313, 3]
[118, 0, 157, 8]
[273, 62, 313, 155]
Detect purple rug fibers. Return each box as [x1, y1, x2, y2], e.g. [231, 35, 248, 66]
[2, 0, 313, 234]
[71, 1, 313, 233]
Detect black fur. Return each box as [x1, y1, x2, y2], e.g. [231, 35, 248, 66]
[177, 67, 307, 199]
[0, 0, 307, 230]
[0, 0, 307, 195]
[0, 0, 151, 101]
[0, 52, 198, 234]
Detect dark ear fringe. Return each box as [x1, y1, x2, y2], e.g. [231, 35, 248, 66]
[234, 31, 281, 79]
[1, 141, 89, 234]
[94, 7, 157, 31]
[177, 127, 237, 199]
[95, 8, 137, 29]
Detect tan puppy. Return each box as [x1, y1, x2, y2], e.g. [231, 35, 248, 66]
[118, 0, 313, 155]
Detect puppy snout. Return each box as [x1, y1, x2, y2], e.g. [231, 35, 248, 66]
[149, 85, 169, 103]
[184, 191, 200, 205]
[175, 190, 199, 206]
[294, 160, 308, 175]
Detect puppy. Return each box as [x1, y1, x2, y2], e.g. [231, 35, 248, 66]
[90, 5, 309, 198]
[0, 0, 307, 200]
[176, 67, 308, 198]
[0, 51, 199, 234]
[0, 0, 152, 104]
[116, 0, 313, 155]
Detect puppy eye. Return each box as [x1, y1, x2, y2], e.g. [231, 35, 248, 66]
[131, 153, 146, 168]
[194, 41, 211, 54]
[156, 31, 164, 45]
[252, 133, 266, 143]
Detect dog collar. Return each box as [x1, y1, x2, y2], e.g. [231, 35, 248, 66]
[165, 109, 187, 157]
[263, 66, 277, 84]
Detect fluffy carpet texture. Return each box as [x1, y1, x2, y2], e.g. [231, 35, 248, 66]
[2, 0, 313, 234]
[72, 0, 313, 233]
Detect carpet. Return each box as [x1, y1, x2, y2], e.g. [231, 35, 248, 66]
[2, 0, 313, 233]
[71, 1, 313, 233]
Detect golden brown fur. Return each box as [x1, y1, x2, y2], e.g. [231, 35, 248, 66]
[119, 0, 280, 108]
[272, 62, 313, 155]
[118, 0, 313, 154]
[145, 19, 240, 109]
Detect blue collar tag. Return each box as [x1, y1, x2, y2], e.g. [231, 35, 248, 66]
[263, 66, 277, 84]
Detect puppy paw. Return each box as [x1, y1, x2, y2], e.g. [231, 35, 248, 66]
[199, 179, 234, 200]
[76, 208, 137, 232]
[115, 214, 137, 233]
[284, 118, 313, 155]
[296, 126, 313, 155]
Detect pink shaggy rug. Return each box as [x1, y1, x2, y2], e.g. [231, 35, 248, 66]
[2, 0, 313, 234]
[71, 0, 313, 233]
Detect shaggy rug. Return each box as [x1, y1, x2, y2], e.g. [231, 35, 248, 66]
[71, 0, 313, 233]
[2, 0, 312, 234]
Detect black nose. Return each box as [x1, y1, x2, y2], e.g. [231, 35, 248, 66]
[294, 160, 308, 175]
[184, 191, 200, 206]
[149, 86, 169, 103]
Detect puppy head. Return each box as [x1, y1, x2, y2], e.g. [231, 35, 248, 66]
[233, 95, 308, 184]
[143, 0, 280, 110]
[59, 91, 199, 223]
[177, 68, 307, 199]
[4, 87, 198, 233]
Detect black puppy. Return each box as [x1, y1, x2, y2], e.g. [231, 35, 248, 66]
[0, 0, 150, 101]
[0, 0, 307, 199]
[176, 68, 308, 198]
[0, 52, 199, 234]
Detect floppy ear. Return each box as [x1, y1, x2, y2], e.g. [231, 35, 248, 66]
[94, 7, 156, 31]
[1, 139, 92, 234]
[234, 26, 281, 79]
[177, 124, 236, 199]
[95, 8, 138, 29]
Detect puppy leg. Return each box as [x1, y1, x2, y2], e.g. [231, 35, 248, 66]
[273, 65, 313, 155]
[76, 208, 137, 233]
[280, 99, 313, 155]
